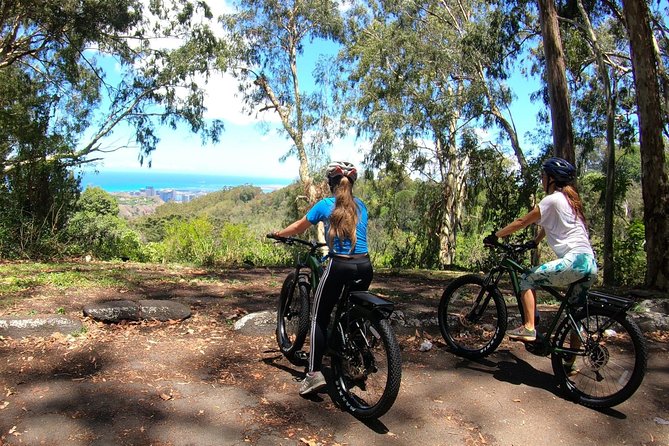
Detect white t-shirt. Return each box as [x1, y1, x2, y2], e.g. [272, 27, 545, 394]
[538, 192, 594, 258]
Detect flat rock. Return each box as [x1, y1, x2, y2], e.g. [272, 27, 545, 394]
[138, 299, 191, 321]
[233, 310, 275, 335]
[0, 315, 83, 338]
[83, 300, 140, 322]
[83, 299, 190, 323]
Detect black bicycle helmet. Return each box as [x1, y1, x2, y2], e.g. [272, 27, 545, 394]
[326, 161, 357, 183]
[542, 157, 575, 185]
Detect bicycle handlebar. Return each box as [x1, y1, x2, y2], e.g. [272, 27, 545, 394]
[484, 238, 534, 255]
[266, 233, 328, 249]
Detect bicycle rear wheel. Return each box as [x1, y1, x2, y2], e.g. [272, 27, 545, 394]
[276, 272, 310, 361]
[551, 307, 647, 408]
[332, 318, 402, 420]
[438, 275, 507, 359]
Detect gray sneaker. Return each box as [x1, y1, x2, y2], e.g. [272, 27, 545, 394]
[299, 371, 326, 395]
[506, 325, 536, 341]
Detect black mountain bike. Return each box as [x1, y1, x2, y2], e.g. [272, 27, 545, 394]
[438, 239, 647, 408]
[267, 234, 402, 419]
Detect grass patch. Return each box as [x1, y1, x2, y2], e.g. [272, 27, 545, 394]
[0, 262, 127, 292]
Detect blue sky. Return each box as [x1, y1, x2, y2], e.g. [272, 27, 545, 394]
[86, 3, 542, 181]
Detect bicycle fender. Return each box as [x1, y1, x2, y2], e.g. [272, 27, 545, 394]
[348, 291, 395, 320]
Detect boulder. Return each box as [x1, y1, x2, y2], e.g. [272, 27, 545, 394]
[0, 315, 83, 338]
[138, 299, 191, 321]
[83, 300, 141, 322]
[83, 300, 190, 323]
[233, 310, 275, 335]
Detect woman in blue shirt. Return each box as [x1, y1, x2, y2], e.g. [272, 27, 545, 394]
[273, 161, 372, 395]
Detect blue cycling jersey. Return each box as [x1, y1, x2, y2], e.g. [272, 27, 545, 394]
[306, 197, 369, 255]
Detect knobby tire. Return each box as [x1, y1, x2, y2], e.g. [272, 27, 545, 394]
[276, 272, 310, 362]
[550, 306, 647, 408]
[332, 318, 402, 419]
[438, 274, 507, 359]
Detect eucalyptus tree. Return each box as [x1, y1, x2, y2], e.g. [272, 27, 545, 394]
[557, 0, 636, 285]
[0, 0, 223, 257]
[218, 0, 344, 204]
[537, 0, 576, 163]
[622, 0, 669, 290]
[0, 0, 224, 172]
[340, 0, 532, 266]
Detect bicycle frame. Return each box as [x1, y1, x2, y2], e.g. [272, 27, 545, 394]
[482, 248, 594, 357]
[295, 248, 325, 291]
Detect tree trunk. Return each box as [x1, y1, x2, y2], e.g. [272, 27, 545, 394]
[436, 110, 468, 267]
[537, 0, 575, 163]
[623, 0, 669, 290]
[602, 81, 617, 285]
[575, 0, 617, 285]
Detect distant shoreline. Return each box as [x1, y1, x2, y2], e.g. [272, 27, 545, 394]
[80, 170, 294, 194]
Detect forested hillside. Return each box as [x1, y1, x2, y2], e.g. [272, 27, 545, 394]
[0, 0, 666, 289]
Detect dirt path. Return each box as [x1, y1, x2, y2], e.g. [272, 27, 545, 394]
[0, 264, 667, 445]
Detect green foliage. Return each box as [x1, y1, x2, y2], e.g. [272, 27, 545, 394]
[613, 220, 647, 287]
[153, 217, 217, 266]
[141, 216, 291, 267]
[453, 233, 491, 271]
[77, 187, 119, 216]
[1, 0, 223, 171]
[131, 184, 301, 264]
[64, 188, 143, 260]
[0, 64, 82, 258]
[219, 223, 291, 266]
[0, 148, 81, 259]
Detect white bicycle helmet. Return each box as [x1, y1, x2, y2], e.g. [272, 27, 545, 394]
[326, 161, 358, 183]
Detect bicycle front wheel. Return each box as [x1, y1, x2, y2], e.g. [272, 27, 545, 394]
[332, 318, 402, 420]
[551, 307, 648, 408]
[438, 274, 507, 359]
[276, 272, 310, 361]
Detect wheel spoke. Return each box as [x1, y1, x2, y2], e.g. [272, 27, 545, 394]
[438, 276, 506, 359]
[552, 308, 647, 408]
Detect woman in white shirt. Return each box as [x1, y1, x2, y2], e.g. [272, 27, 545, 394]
[484, 157, 598, 342]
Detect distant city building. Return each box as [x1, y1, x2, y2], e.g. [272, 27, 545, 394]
[116, 185, 210, 203]
[158, 189, 175, 202]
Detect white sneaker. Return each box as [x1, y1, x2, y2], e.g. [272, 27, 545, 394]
[299, 371, 326, 395]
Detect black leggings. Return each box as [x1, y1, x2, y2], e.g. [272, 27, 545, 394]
[308, 255, 373, 373]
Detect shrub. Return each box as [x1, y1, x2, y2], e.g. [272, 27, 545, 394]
[63, 188, 143, 260]
[158, 217, 217, 265]
[614, 219, 646, 287]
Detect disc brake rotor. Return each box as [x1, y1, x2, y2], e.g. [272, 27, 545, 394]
[585, 343, 610, 371]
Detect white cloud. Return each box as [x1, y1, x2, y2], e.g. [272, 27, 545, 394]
[201, 72, 281, 125]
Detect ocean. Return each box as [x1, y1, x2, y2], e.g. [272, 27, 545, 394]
[80, 170, 294, 194]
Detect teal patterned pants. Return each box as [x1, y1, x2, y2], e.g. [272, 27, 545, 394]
[520, 253, 598, 304]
